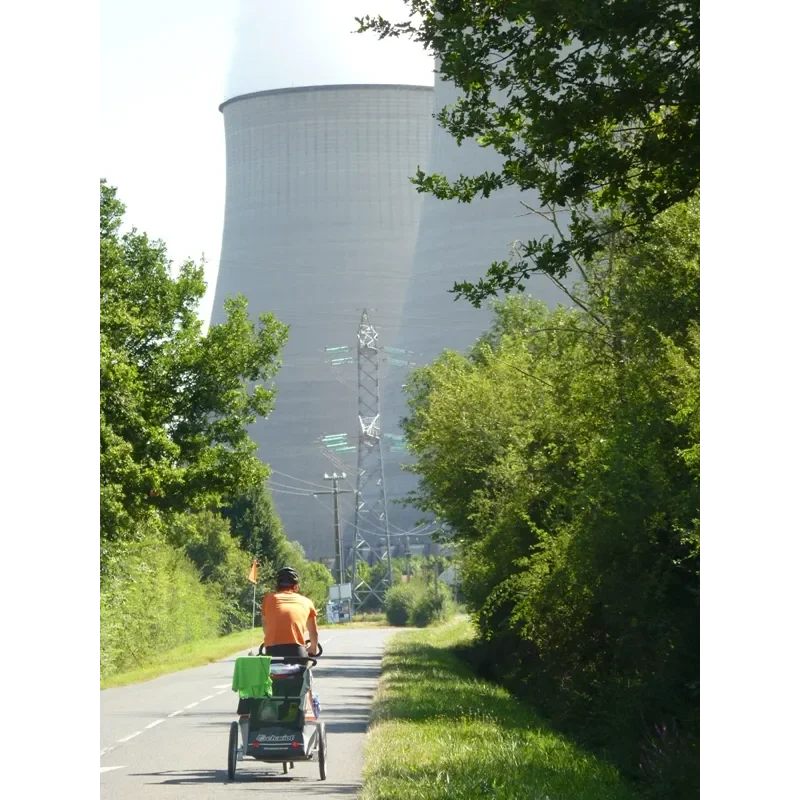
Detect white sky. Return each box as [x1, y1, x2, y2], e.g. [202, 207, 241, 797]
[100, 0, 433, 327]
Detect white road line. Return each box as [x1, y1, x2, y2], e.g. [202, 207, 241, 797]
[104, 631, 354, 761]
[100, 766, 125, 774]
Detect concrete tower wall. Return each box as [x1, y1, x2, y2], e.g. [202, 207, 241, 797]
[212, 85, 434, 560]
[383, 72, 572, 532]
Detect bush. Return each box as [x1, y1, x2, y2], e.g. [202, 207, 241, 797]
[166, 511, 253, 634]
[100, 532, 221, 680]
[385, 582, 424, 627]
[400, 200, 700, 796]
[412, 586, 457, 627]
[295, 557, 335, 611]
[385, 581, 455, 628]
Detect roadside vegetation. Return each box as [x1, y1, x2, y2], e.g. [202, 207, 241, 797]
[384, 580, 456, 628]
[399, 201, 699, 798]
[361, 620, 640, 800]
[101, 627, 264, 690]
[100, 183, 334, 684]
[103, 614, 392, 690]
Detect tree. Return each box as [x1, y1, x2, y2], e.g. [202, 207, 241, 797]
[221, 482, 289, 566]
[220, 482, 335, 611]
[293, 557, 335, 613]
[100, 182, 289, 547]
[358, 1, 699, 304]
[166, 510, 254, 633]
[400, 198, 699, 793]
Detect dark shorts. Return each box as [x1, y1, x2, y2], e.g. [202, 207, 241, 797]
[263, 643, 308, 662]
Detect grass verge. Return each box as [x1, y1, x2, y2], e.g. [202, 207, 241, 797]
[360, 619, 641, 800]
[102, 615, 393, 689]
[101, 627, 265, 690]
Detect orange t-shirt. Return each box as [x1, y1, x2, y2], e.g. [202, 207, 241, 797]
[262, 590, 317, 647]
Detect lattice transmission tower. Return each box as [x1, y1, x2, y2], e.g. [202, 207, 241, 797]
[350, 310, 393, 610]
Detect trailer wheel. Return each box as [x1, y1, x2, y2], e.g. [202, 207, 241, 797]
[318, 721, 327, 781]
[227, 722, 238, 780]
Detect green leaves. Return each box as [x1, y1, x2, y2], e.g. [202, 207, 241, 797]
[100, 182, 288, 544]
[358, 1, 699, 304]
[399, 198, 699, 791]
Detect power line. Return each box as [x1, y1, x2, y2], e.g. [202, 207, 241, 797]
[266, 485, 316, 497]
[310, 492, 336, 517]
[386, 519, 433, 534]
[267, 480, 315, 491]
[340, 516, 442, 539]
[268, 469, 330, 489]
[267, 479, 329, 493]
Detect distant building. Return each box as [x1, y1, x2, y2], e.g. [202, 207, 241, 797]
[212, 85, 433, 560]
[212, 75, 569, 559]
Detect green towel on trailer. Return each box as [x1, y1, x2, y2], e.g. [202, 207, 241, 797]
[232, 656, 273, 698]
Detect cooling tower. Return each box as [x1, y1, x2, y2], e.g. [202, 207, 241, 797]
[383, 70, 573, 533]
[211, 85, 433, 560]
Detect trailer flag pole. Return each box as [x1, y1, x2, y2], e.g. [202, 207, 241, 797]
[247, 559, 258, 654]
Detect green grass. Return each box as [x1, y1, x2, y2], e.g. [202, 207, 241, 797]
[359, 619, 641, 800]
[101, 627, 265, 690]
[102, 615, 393, 689]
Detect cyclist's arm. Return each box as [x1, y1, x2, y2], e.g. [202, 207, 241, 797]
[307, 615, 319, 656]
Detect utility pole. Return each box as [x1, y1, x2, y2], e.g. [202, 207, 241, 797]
[313, 473, 353, 585]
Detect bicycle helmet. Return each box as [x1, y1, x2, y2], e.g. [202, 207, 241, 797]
[276, 566, 300, 587]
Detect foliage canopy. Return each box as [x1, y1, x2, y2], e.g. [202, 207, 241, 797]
[100, 184, 333, 681]
[401, 197, 699, 793]
[359, 0, 700, 304]
[100, 182, 288, 546]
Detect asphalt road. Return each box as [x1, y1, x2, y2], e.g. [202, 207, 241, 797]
[100, 627, 397, 799]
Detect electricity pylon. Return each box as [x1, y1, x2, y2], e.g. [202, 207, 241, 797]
[350, 310, 393, 611]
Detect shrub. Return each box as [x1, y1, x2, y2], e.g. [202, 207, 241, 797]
[100, 532, 221, 680]
[385, 582, 424, 627]
[166, 511, 253, 634]
[412, 586, 457, 627]
[295, 558, 335, 611]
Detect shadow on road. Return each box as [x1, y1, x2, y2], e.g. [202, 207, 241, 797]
[192, 707, 370, 734]
[314, 666, 380, 680]
[131, 769, 362, 794]
[318, 654, 382, 661]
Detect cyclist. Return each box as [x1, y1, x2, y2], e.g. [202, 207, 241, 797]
[261, 566, 320, 660]
[235, 566, 320, 754]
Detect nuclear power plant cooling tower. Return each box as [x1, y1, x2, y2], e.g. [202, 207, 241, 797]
[211, 85, 433, 560]
[381, 70, 570, 532]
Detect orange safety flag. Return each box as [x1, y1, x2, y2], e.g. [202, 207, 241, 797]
[247, 559, 258, 584]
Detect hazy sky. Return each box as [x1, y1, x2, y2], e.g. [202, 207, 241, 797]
[100, 0, 432, 326]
